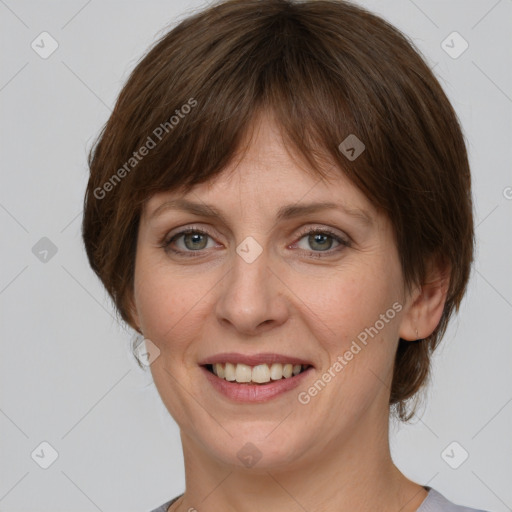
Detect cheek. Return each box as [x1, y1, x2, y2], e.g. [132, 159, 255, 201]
[133, 257, 180, 336]
[293, 258, 402, 405]
[292, 261, 399, 346]
[303, 274, 401, 414]
[133, 256, 215, 350]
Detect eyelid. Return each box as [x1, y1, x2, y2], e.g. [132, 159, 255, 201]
[292, 224, 350, 246]
[162, 222, 348, 242]
[162, 224, 219, 244]
[160, 223, 351, 256]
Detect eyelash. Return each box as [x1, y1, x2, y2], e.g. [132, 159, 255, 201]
[160, 225, 351, 258]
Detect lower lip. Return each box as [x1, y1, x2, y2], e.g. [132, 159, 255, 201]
[201, 365, 314, 403]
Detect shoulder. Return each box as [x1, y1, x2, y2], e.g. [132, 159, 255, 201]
[418, 487, 492, 512]
[148, 489, 492, 512]
[148, 493, 183, 512]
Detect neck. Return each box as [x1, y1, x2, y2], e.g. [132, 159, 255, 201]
[172, 402, 427, 512]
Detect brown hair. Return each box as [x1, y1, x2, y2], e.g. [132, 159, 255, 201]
[82, 0, 474, 421]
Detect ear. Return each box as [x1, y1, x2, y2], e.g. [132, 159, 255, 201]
[126, 292, 143, 335]
[399, 255, 450, 341]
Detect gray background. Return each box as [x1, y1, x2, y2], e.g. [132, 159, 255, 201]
[1, 1, 511, 511]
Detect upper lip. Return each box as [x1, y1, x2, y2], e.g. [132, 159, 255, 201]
[199, 352, 314, 367]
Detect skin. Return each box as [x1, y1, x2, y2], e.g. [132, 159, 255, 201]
[129, 110, 449, 512]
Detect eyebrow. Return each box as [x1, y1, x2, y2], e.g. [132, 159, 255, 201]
[148, 198, 373, 226]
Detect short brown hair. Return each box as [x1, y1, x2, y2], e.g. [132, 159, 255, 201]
[82, 0, 474, 421]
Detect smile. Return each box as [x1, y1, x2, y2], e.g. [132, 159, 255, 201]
[200, 363, 314, 403]
[205, 362, 311, 384]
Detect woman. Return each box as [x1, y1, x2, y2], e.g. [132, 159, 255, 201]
[82, 1, 489, 511]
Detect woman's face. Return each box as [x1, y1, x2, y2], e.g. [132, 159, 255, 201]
[130, 113, 417, 471]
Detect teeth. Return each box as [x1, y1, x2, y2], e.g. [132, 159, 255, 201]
[282, 364, 293, 378]
[224, 362, 236, 381]
[269, 363, 283, 380]
[252, 364, 270, 383]
[210, 362, 307, 384]
[235, 363, 252, 383]
[215, 363, 225, 379]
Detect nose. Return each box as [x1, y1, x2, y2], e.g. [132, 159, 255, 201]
[214, 243, 289, 336]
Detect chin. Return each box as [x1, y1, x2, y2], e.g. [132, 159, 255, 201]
[196, 425, 310, 471]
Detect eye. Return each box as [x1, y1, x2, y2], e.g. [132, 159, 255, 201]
[160, 226, 350, 258]
[292, 227, 350, 256]
[162, 228, 217, 256]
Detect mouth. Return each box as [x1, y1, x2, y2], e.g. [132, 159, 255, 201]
[201, 362, 313, 385]
[198, 353, 315, 402]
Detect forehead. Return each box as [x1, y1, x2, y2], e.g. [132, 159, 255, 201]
[144, 113, 376, 221]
